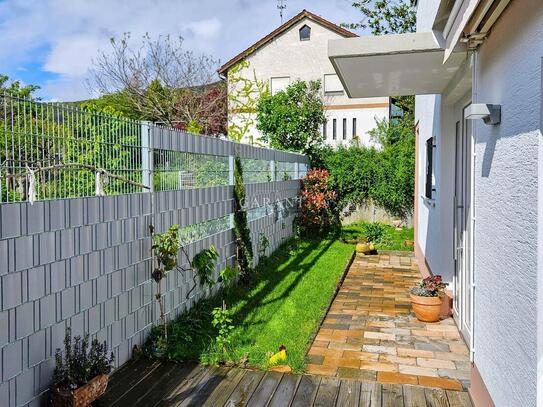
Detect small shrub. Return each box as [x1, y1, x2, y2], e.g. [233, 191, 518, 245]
[192, 245, 220, 289]
[53, 328, 114, 391]
[297, 169, 339, 236]
[211, 303, 234, 353]
[360, 222, 387, 243]
[219, 265, 240, 287]
[258, 233, 270, 263]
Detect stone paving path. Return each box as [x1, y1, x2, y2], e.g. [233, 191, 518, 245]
[306, 251, 471, 391]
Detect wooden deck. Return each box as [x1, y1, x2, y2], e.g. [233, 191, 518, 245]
[97, 359, 473, 406]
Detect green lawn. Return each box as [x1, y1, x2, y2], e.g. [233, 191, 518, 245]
[341, 222, 414, 251]
[158, 237, 353, 372]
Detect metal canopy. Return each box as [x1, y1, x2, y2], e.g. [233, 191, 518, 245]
[328, 32, 467, 98]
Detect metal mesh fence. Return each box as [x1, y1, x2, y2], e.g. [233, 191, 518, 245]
[0, 93, 309, 204]
[0, 94, 143, 202]
[153, 149, 229, 191]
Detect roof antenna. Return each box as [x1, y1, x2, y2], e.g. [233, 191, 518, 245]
[277, 0, 286, 24]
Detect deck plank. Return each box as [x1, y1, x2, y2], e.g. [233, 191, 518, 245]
[246, 371, 283, 407]
[336, 379, 361, 407]
[178, 366, 227, 407]
[157, 364, 208, 407]
[202, 368, 246, 407]
[134, 363, 197, 407]
[382, 383, 404, 407]
[446, 390, 473, 407]
[112, 362, 175, 406]
[224, 369, 265, 407]
[291, 374, 321, 407]
[313, 376, 340, 407]
[359, 381, 382, 407]
[97, 359, 162, 405]
[403, 385, 427, 407]
[99, 362, 472, 406]
[267, 373, 301, 407]
[425, 388, 450, 407]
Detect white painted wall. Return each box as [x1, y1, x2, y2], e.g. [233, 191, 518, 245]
[414, 0, 455, 282]
[226, 16, 389, 145]
[416, 0, 543, 405]
[471, 1, 542, 405]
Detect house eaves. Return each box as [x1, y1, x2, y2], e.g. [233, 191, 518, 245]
[218, 9, 357, 77]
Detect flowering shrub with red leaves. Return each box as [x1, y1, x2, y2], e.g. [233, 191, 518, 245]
[297, 169, 340, 236]
[410, 275, 448, 297]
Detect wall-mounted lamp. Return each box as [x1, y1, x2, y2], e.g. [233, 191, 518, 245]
[465, 103, 501, 125]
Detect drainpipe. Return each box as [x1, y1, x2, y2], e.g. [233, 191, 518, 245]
[469, 50, 477, 363]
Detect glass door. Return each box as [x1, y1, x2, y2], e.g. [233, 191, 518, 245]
[453, 104, 473, 351]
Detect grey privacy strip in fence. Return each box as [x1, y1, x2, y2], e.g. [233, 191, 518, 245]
[0, 95, 308, 406]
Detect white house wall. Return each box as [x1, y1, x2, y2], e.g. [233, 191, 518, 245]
[471, 1, 541, 405]
[414, 0, 454, 282]
[227, 17, 389, 145]
[416, 0, 542, 405]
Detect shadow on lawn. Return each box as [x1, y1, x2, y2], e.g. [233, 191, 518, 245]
[161, 236, 339, 364]
[234, 238, 335, 328]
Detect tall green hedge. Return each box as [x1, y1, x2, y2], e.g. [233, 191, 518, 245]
[317, 118, 415, 219]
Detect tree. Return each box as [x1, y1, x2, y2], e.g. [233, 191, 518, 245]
[0, 74, 40, 99]
[342, 0, 416, 35]
[88, 34, 227, 134]
[256, 80, 325, 156]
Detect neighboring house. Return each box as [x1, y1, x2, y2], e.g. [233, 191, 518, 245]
[218, 10, 390, 147]
[329, 0, 541, 406]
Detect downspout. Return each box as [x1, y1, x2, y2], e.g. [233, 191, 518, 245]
[469, 50, 477, 363]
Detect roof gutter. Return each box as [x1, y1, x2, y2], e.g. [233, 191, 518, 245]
[443, 0, 465, 39]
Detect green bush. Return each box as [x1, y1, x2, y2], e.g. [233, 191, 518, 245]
[316, 117, 415, 219]
[360, 222, 386, 243]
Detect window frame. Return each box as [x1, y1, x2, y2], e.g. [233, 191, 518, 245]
[299, 25, 311, 41]
[332, 119, 337, 140]
[342, 118, 347, 140]
[425, 137, 435, 199]
[352, 118, 357, 137]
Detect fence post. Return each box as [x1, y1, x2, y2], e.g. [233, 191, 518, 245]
[270, 160, 276, 182]
[141, 121, 153, 192]
[228, 155, 235, 185]
[294, 162, 299, 180]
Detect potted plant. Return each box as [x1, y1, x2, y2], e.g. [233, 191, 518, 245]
[410, 276, 448, 322]
[51, 328, 114, 407]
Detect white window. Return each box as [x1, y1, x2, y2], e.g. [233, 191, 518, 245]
[324, 74, 344, 95]
[270, 77, 290, 95]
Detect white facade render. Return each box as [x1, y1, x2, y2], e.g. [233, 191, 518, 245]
[329, 0, 542, 406]
[219, 10, 389, 147]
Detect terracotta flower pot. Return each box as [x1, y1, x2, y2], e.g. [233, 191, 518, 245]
[410, 294, 442, 322]
[404, 240, 415, 247]
[51, 374, 109, 407]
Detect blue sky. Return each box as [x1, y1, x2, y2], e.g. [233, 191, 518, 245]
[0, 0, 366, 101]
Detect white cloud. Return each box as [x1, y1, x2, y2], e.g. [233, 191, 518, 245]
[0, 0, 362, 101]
[44, 36, 106, 76]
[186, 18, 222, 40]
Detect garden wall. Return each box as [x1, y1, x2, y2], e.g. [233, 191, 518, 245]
[0, 115, 308, 406]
